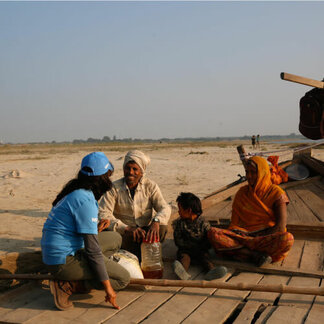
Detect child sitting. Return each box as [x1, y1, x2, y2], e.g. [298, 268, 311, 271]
[172, 192, 227, 280]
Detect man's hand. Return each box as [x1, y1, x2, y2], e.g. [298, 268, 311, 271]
[125, 226, 146, 243]
[98, 219, 110, 232]
[146, 221, 160, 243]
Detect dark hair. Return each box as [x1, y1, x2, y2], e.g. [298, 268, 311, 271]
[52, 168, 112, 206]
[176, 192, 202, 217]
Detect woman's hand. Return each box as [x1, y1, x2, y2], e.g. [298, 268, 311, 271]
[102, 280, 120, 309]
[98, 219, 110, 232]
[146, 221, 160, 243]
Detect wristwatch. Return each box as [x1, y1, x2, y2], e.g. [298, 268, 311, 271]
[152, 217, 160, 223]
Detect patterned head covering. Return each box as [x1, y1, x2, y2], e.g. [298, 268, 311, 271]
[123, 150, 151, 173]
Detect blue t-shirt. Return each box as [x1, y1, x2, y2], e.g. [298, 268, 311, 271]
[41, 189, 98, 265]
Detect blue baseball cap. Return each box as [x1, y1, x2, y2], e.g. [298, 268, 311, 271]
[80, 152, 114, 176]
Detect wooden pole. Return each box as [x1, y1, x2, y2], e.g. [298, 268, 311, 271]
[1, 274, 324, 296]
[280, 72, 324, 89]
[237, 145, 248, 169]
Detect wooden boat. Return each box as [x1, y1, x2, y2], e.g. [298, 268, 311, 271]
[0, 148, 323, 323]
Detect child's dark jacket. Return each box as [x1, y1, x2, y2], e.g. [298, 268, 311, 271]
[172, 217, 211, 258]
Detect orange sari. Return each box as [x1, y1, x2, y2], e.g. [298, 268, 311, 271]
[208, 156, 294, 262]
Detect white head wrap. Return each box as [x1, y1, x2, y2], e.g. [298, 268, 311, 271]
[123, 150, 151, 173]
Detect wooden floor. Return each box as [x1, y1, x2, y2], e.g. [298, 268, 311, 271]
[0, 235, 323, 324]
[0, 176, 323, 323]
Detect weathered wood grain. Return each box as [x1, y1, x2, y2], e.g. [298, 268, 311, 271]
[182, 272, 263, 323]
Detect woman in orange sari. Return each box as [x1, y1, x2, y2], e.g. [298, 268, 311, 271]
[208, 156, 294, 266]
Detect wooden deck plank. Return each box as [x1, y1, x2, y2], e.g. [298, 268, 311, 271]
[247, 275, 290, 304]
[281, 239, 304, 269]
[102, 264, 202, 324]
[182, 272, 263, 323]
[286, 201, 302, 223]
[76, 262, 182, 324]
[254, 306, 276, 324]
[314, 178, 324, 192]
[0, 288, 54, 323]
[299, 241, 324, 272]
[304, 280, 324, 324]
[265, 306, 308, 324]
[294, 185, 324, 221]
[70, 289, 145, 324]
[304, 247, 324, 324]
[138, 266, 217, 324]
[22, 287, 122, 324]
[232, 300, 261, 324]
[308, 182, 324, 200]
[0, 283, 43, 319]
[103, 286, 183, 324]
[286, 189, 318, 223]
[278, 277, 319, 308]
[278, 240, 323, 309]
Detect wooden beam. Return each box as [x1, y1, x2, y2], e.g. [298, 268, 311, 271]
[203, 177, 246, 200]
[280, 175, 321, 190]
[281, 72, 324, 89]
[286, 223, 324, 239]
[293, 147, 312, 159]
[202, 183, 244, 210]
[211, 259, 324, 279]
[300, 156, 324, 177]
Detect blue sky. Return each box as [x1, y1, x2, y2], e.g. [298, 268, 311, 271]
[1, 1, 324, 143]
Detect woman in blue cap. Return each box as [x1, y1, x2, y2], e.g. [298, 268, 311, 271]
[41, 152, 130, 311]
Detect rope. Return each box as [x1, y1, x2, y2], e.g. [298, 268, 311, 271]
[241, 139, 324, 160]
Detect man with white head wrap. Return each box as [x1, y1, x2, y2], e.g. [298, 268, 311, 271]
[98, 150, 171, 258]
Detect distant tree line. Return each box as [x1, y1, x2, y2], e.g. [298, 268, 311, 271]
[71, 133, 304, 144]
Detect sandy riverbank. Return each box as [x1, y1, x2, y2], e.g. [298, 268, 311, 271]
[0, 141, 323, 255]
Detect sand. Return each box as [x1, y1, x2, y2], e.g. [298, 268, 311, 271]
[0, 142, 323, 256]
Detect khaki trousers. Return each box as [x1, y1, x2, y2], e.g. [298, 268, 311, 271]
[46, 231, 130, 291]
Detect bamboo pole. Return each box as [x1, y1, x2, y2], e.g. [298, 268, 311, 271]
[1, 274, 324, 296]
[131, 279, 324, 296]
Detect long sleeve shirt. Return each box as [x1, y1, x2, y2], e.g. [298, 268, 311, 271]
[98, 176, 171, 234]
[83, 234, 108, 282]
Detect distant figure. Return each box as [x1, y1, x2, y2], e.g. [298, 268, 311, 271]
[172, 192, 227, 281]
[256, 134, 260, 148]
[251, 135, 256, 149]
